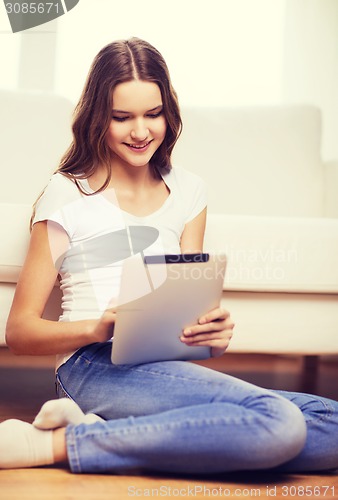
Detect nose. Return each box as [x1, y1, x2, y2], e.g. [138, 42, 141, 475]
[131, 118, 149, 142]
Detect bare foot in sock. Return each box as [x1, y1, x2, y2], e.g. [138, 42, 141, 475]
[0, 419, 53, 469]
[33, 398, 103, 430]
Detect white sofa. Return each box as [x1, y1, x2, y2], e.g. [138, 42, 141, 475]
[0, 90, 73, 343]
[174, 107, 338, 358]
[1, 92, 338, 366]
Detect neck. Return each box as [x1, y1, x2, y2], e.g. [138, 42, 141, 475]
[89, 158, 157, 193]
[112, 160, 153, 186]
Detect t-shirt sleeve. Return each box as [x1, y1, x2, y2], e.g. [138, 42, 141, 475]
[32, 174, 80, 236]
[183, 170, 208, 223]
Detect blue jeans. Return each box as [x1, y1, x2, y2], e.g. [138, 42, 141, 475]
[56, 342, 338, 474]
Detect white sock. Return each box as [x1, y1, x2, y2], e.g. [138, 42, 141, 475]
[0, 419, 54, 469]
[33, 398, 103, 430]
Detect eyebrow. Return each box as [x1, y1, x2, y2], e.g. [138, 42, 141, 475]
[112, 105, 163, 114]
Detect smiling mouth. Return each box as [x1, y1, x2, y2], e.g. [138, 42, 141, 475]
[124, 140, 152, 150]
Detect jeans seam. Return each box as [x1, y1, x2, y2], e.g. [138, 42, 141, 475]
[307, 399, 334, 426]
[114, 365, 230, 387]
[66, 426, 82, 473]
[55, 372, 73, 400]
[75, 353, 234, 388]
[277, 390, 335, 426]
[73, 417, 245, 440]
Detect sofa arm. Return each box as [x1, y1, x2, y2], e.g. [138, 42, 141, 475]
[324, 160, 338, 217]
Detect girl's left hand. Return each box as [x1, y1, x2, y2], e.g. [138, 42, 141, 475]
[180, 307, 235, 358]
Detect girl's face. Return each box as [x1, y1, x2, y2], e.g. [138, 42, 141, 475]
[106, 80, 167, 170]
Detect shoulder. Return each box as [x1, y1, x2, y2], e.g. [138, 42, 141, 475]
[38, 173, 83, 207]
[43, 172, 79, 195]
[33, 173, 83, 225]
[164, 167, 207, 223]
[163, 166, 207, 192]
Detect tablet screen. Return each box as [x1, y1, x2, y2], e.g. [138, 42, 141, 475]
[144, 253, 210, 264]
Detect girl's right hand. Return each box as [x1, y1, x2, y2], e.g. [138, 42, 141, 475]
[89, 309, 117, 343]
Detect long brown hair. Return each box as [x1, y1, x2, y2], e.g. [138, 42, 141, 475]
[58, 37, 182, 192]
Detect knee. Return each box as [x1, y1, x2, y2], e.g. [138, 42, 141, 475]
[254, 396, 307, 469]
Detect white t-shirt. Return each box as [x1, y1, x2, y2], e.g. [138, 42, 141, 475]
[33, 167, 207, 367]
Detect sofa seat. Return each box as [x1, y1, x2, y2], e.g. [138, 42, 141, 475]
[205, 214, 338, 294]
[219, 291, 338, 355]
[205, 214, 338, 355]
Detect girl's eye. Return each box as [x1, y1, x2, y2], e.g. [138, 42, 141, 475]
[112, 116, 129, 122]
[147, 111, 163, 119]
[111, 110, 163, 122]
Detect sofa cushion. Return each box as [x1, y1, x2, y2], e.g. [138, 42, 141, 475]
[223, 291, 338, 355]
[173, 106, 323, 217]
[0, 90, 73, 205]
[205, 214, 338, 293]
[1, 205, 338, 295]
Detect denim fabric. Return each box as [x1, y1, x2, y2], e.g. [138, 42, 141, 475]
[57, 343, 338, 474]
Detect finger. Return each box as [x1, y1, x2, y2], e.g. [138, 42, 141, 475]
[182, 337, 232, 350]
[198, 307, 230, 325]
[183, 318, 233, 336]
[180, 330, 233, 344]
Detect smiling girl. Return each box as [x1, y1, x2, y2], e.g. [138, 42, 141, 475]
[1, 38, 338, 474]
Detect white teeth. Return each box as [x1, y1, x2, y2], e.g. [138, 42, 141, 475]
[128, 142, 149, 149]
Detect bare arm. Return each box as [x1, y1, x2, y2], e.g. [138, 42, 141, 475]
[5, 221, 115, 356]
[179, 208, 234, 357]
[179, 207, 207, 253]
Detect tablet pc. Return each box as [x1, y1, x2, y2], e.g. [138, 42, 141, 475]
[111, 252, 227, 365]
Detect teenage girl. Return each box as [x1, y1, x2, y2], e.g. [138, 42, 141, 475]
[1, 38, 337, 474]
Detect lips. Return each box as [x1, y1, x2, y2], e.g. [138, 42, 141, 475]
[124, 140, 153, 152]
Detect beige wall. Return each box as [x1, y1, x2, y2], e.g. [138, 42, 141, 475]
[0, 1, 337, 161]
[283, 0, 338, 160]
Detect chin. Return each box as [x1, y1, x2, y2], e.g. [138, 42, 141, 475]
[126, 154, 156, 168]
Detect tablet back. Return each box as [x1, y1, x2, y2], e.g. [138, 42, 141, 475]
[111, 253, 226, 365]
